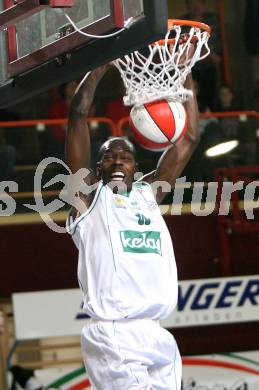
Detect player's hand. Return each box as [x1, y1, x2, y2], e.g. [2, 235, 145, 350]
[170, 35, 196, 66]
[74, 63, 113, 97]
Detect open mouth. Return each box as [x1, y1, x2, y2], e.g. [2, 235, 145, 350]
[110, 171, 125, 181]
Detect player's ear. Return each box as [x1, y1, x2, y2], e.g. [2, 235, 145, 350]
[96, 162, 102, 179]
[133, 162, 140, 178]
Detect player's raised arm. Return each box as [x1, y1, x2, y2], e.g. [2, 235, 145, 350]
[66, 65, 108, 175]
[144, 73, 200, 203]
[65, 65, 109, 214]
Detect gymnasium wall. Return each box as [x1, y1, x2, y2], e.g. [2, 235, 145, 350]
[1, 212, 259, 356]
[169, 0, 259, 106]
[1, 212, 258, 297]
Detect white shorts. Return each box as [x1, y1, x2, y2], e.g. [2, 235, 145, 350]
[81, 318, 182, 390]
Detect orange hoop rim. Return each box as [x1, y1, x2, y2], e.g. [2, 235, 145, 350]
[153, 18, 211, 46]
[168, 19, 211, 33]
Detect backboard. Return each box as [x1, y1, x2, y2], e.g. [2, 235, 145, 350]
[0, 0, 168, 109]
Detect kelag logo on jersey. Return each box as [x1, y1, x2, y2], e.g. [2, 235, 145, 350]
[120, 230, 161, 255]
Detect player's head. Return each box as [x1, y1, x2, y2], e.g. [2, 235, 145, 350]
[96, 137, 137, 191]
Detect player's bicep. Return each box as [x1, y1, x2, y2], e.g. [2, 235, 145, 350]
[149, 139, 197, 203]
[65, 115, 91, 175]
[68, 174, 99, 220]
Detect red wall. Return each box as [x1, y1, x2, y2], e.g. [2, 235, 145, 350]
[1, 213, 258, 296]
[0, 214, 221, 296]
[1, 213, 259, 355]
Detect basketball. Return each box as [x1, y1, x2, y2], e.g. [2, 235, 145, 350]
[129, 99, 188, 152]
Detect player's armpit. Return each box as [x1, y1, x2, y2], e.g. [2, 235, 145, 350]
[67, 170, 99, 219]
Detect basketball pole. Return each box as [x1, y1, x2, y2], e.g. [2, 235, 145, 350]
[216, 0, 231, 84]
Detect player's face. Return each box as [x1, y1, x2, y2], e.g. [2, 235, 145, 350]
[97, 139, 136, 192]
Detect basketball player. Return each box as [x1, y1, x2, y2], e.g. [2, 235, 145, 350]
[66, 64, 199, 389]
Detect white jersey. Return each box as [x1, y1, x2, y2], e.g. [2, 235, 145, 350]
[67, 181, 178, 321]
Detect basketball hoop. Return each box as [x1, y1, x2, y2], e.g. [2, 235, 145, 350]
[113, 19, 211, 107]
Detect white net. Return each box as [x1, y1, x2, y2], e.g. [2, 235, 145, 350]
[113, 20, 211, 107]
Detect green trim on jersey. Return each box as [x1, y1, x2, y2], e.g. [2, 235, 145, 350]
[67, 183, 104, 236]
[120, 181, 150, 197]
[105, 188, 117, 271]
[67, 180, 153, 236]
[134, 181, 150, 188]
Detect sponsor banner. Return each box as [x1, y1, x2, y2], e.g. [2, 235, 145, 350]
[13, 275, 259, 340]
[24, 351, 259, 389]
[42, 367, 91, 390]
[12, 289, 88, 340]
[162, 274, 259, 328]
[8, 366, 91, 390]
[182, 350, 259, 389]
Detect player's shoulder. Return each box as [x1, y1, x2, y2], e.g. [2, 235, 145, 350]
[134, 180, 150, 187]
[66, 180, 104, 236]
[133, 180, 152, 191]
[133, 179, 156, 200]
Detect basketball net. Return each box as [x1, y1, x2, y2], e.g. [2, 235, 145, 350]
[113, 19, 211, 107]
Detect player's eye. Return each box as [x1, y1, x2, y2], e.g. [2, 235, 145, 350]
[103, 153, 113, 160]
[122, 153, 133, 161]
